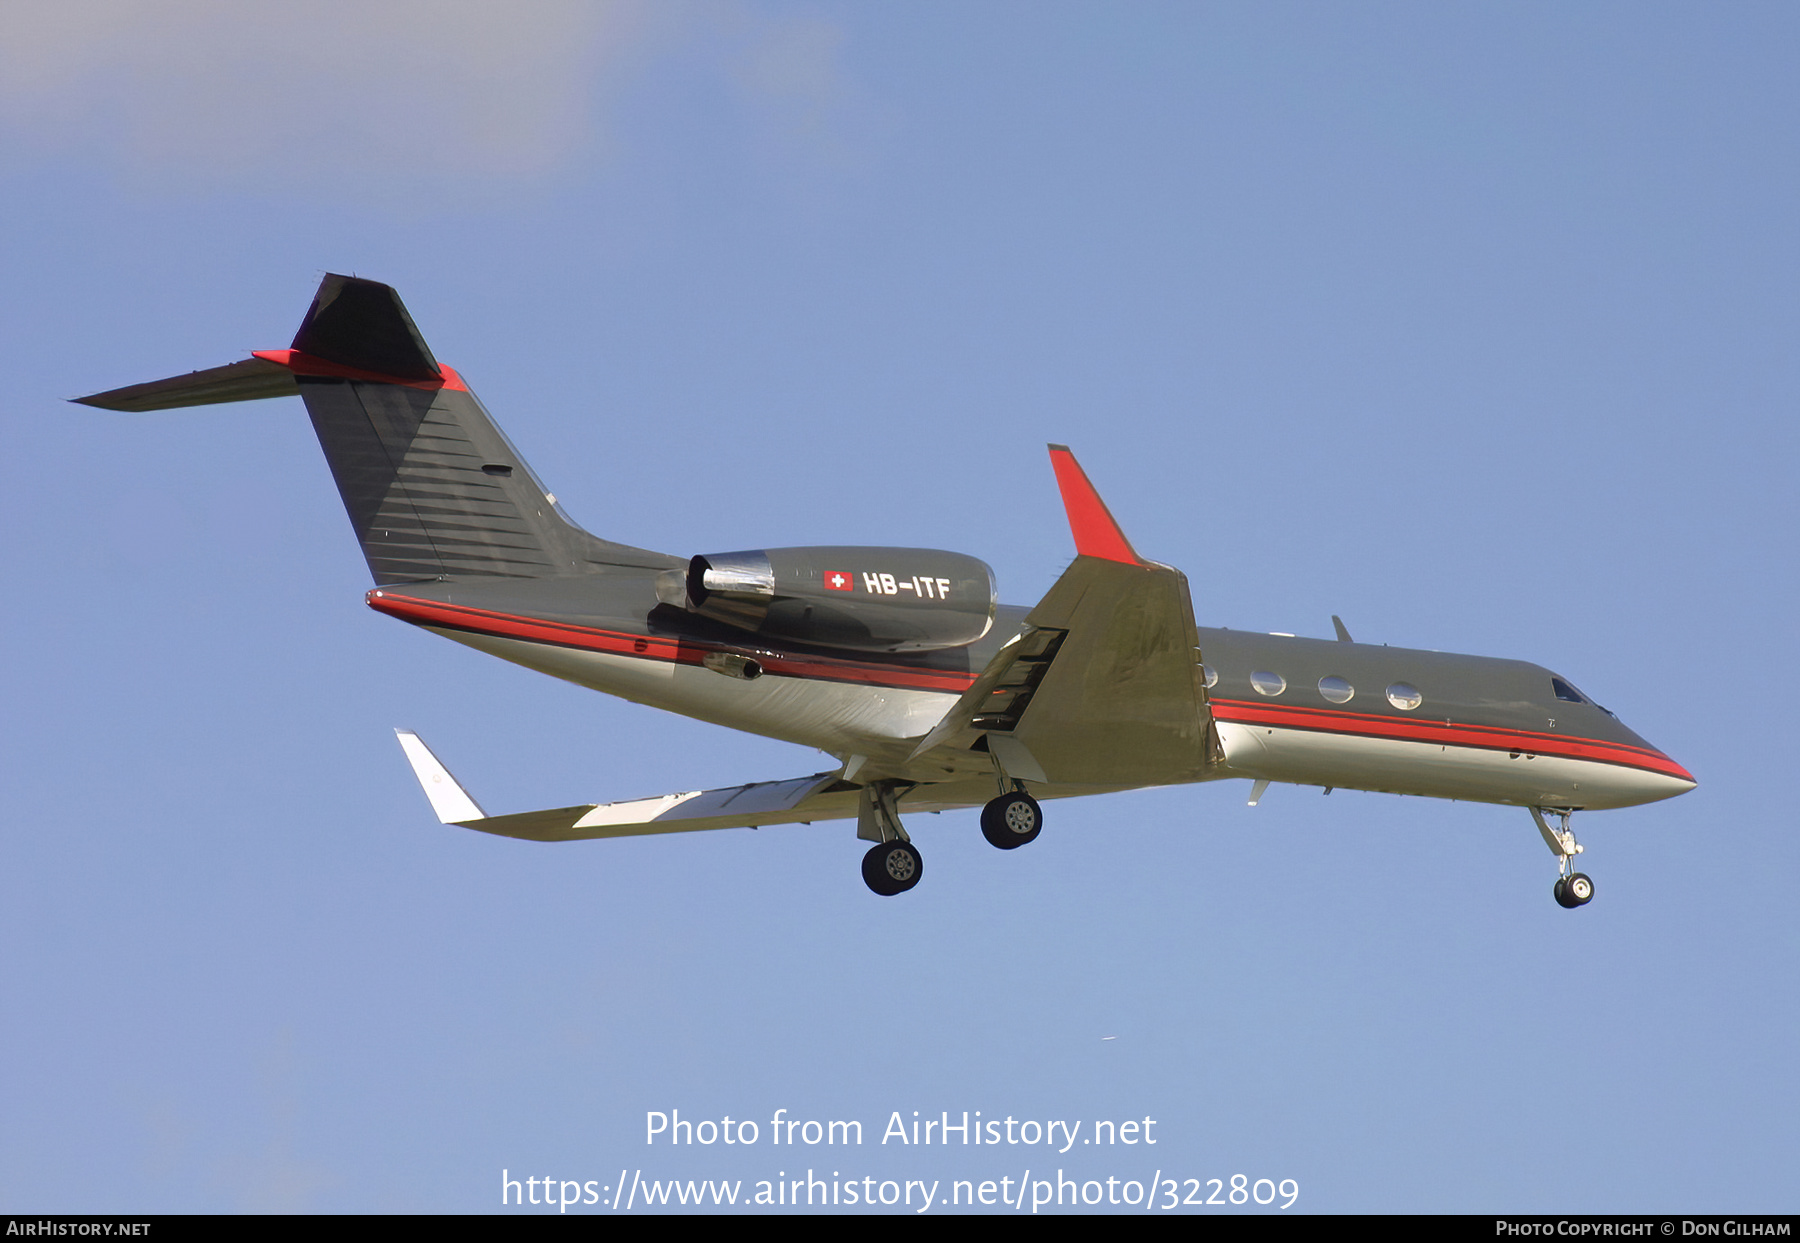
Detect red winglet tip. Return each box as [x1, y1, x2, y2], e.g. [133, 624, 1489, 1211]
[1047, 446, 1140, 564]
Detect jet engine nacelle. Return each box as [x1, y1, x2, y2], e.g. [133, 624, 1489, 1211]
[680, 546, 996, 652]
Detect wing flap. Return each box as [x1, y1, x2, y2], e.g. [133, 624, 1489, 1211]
[905, 624, 1064, 762]
[566, 774, 854, 838]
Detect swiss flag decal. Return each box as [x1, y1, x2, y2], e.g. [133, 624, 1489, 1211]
[823, 570, 854, 592]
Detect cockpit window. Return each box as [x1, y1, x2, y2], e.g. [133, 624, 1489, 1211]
[1551, 676, 1617, 717]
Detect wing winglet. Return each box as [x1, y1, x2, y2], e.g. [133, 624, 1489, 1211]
[395, 729, 487, 824]
[1047, 445, 1141, 564]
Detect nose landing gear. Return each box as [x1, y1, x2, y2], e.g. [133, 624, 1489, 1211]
[1554, 871, 1595, 909]
[1531, 807, 1593, 909]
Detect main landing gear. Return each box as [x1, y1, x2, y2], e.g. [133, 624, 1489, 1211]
[862, 840, 923, 896]
[981, 790, 1042, 849]
[1531, 807, 1594, 909]
[979, 741, 1043, 851]
[853, 759, 1049, 894]
[858, 781, 924, 897]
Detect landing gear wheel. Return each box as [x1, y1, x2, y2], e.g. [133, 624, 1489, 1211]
[980, 792, 1042, 850]
[1554, 873, 1595, 909]
[862, 840, 923, 896]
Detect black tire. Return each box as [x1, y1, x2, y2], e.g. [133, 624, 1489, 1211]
[1553, 877, 1579, 909]
[862, 841, 923, 896]
[1565, 872, 1594, 906]
[980, 792, 1042, 850]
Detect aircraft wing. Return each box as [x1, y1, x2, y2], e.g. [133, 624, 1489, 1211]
[908, 446, 1215, 786]
[395, 730, 857, 842]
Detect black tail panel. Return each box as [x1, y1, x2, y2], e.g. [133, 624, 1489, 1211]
[291, 275, 441, 381]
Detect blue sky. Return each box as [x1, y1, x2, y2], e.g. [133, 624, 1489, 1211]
[2, 1, 1795, 1214]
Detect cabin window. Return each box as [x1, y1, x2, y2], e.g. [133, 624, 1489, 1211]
[1318, 675, 1354, 704]
[1552, 678, 1585, 704]
[1202, 664, 1219, 688]
[1386, 682, 1423, 710]
[1250, 671, 1286, 697]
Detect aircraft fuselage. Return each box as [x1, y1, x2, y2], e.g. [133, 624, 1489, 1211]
[369, 577, 1694, 814]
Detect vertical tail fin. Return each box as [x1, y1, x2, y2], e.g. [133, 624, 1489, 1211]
[75, 274, 677, 583]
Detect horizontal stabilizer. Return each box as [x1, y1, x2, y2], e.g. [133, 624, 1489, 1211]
[72, 274, 442, 410]
[394, 731, 857, 843]
[73, 357, 300, 412]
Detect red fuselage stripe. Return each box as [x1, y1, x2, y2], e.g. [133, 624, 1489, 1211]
[1209, 698, 1692, 781]
[367, 593, 1693, 780]
[366, 592, 982, 693]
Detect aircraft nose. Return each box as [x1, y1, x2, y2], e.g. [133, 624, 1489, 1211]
[1648, 765, 1697, 800]
[1627, 746, 1696, 804]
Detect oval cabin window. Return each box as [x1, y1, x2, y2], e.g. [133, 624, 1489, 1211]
[1318, 675, 1354, 703]
[1202, 664, 1219, 688]
[1386, 682, 1423, 710]
[1250, 671, 1286, 697]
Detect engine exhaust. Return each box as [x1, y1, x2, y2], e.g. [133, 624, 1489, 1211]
[702, 651, 764, 680]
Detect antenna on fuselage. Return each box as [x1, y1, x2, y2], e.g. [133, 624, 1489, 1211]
[1331, 615, 1354, 643]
